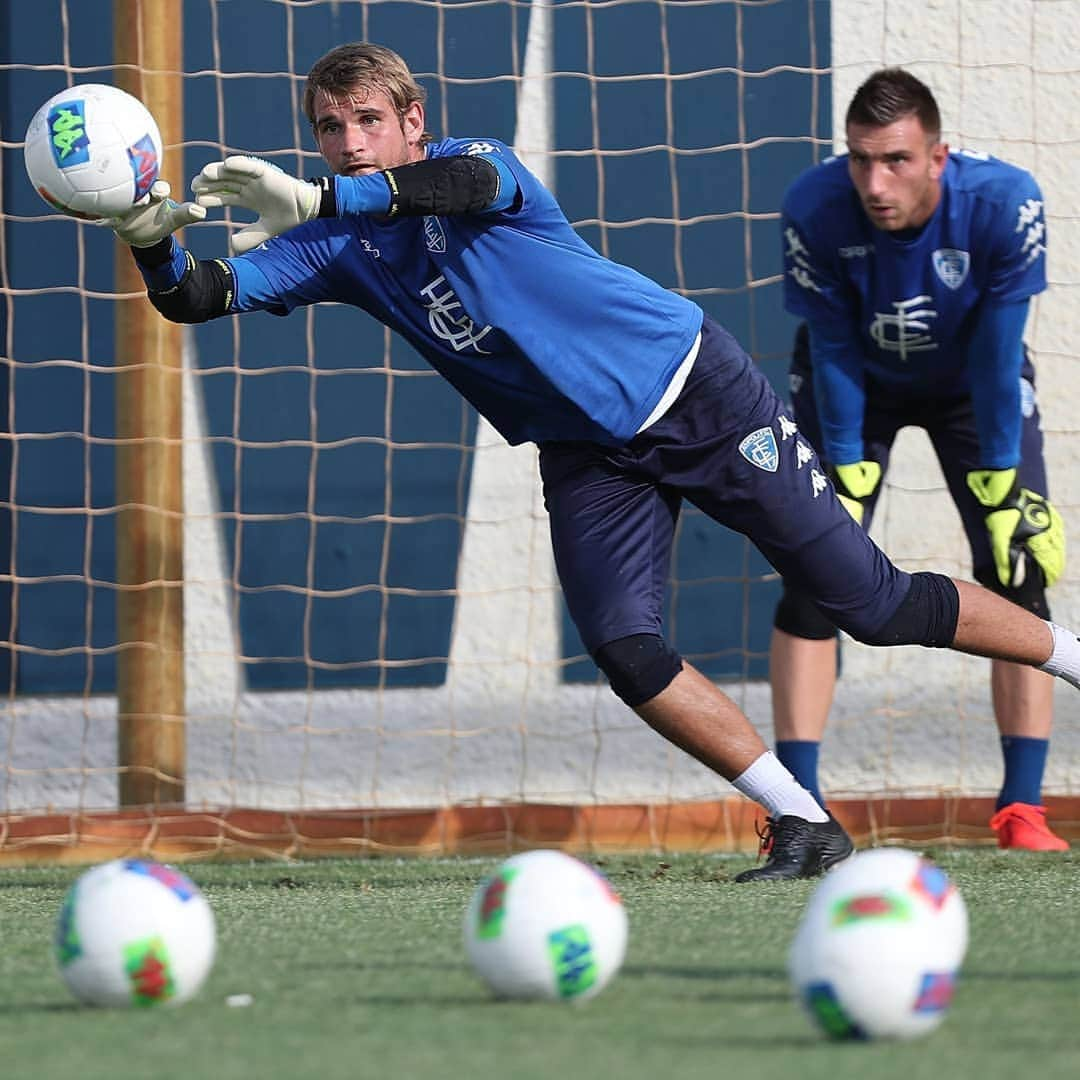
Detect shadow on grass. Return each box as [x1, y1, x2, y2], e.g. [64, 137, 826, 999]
[649, 1032, 822, 1050]
[0, 878, 73, 891]
[616, 963, 791, 1003]
[0, 1000, 82, 1014]
[340, 993, 492, 1008]
[289, 958, 464, 974]
[620, 963, 787, 982]
[960, 968, 1080, 983]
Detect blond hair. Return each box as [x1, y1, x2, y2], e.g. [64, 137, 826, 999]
[303, 42, 432, 145]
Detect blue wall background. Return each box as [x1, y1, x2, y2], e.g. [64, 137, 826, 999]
[0, 0, 830, 694]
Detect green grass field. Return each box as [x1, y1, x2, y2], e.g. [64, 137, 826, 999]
[1, 850, 1078, 1079]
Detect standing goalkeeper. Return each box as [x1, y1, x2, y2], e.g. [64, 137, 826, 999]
[771, 67, 1067, 850]
[112, 43, 1080, 878]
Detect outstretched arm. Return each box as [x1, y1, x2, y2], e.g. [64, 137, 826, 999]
[192, 154, 516, 255]
[129, 238, 234, 325]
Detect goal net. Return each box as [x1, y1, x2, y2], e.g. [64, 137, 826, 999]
[1, 0, 1078, 860]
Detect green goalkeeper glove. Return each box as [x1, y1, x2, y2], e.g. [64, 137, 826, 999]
[192, 155, 322, 255]
[109, 180, 205, 248]
[966, 467, 1065, 588]
[829, 460, 882, 525]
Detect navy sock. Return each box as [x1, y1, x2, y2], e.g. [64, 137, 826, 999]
[776, 739, 824, 808]
[997, 735, 1049, 810]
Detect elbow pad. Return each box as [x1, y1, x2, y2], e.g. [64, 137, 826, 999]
[149, 255, 235, 325]
[381, 156, 500, 217]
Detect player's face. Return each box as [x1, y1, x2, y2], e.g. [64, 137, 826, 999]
[312, 86, 426, 175]
[846, 115, 948, 231]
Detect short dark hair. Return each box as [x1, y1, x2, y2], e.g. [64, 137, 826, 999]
[845, 68, 941, 141]
[304, 42, 433, 146]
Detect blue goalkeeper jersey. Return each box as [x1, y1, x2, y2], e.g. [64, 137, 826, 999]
[224, 136, 702, 446]
[781, 150, 1047, 466]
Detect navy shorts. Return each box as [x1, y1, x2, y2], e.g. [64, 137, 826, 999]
[788, 322, 1051, 601]
[538, 316, 912, 653]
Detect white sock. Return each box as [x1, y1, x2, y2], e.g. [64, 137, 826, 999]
[732, 751, 829, 822]
[1039, 621, 1080, 689]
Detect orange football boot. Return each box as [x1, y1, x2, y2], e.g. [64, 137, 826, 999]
[989, 802, 1069, 851]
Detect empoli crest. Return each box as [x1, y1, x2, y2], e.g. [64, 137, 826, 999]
[739, 426, 779, 472]
[932, 248, 970, 290]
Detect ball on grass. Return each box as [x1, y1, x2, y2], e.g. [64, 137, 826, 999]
[463, 849, 627, 1002]
[55, 858, 216, 1007]
[789, 847, 968, 1040]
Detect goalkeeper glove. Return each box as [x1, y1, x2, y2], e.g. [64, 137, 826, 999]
[192, 156, 326, 255]
[829, 460, 882, 525]
[966, 467, 1065, 588]
[109, 180, 205, 248]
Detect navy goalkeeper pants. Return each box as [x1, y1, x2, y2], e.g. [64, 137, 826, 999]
[538, 315, 913, 654]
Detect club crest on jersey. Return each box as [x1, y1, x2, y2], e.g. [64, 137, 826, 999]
[420, 274, 493, 354]
[424, 215, 446, 253]
[932, 248, 970, 290]
[739, 427, 779, 472]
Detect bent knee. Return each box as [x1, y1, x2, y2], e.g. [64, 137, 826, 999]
[774, 586, 838, 640]
[592, 634, 683, 707]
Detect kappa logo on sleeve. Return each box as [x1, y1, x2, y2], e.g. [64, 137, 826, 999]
[463, 141, 499, 156]
[1015, 197, 1046, 268]
[739, 427, 779, 472]
[785, 226, 822, 294]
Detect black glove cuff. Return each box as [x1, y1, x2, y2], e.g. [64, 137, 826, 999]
[130, 237, 175, 269]
[307, 176, 337, 218]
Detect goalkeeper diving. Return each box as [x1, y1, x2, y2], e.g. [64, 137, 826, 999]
[108, 43, 1080, 880]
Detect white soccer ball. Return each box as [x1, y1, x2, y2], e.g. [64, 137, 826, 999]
[463, 849, 628, 1002]
[24, 83, 162, 220]
[789, 847, 968, 1040]
[55, 858, 216, 1007]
